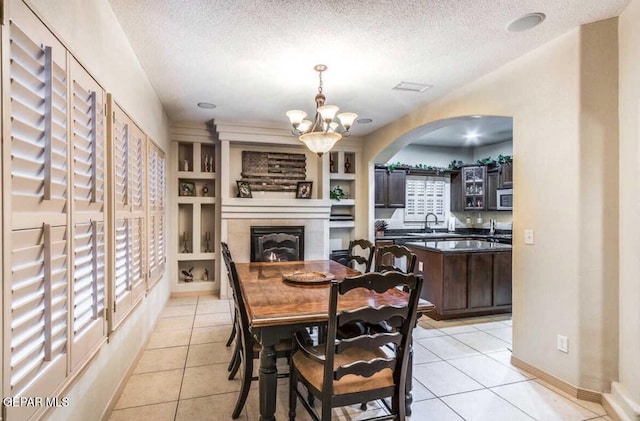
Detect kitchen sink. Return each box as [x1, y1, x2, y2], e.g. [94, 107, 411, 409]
[406, 232, 463, 238]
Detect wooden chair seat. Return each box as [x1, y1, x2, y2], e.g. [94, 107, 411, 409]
[292, 346, 393, 396]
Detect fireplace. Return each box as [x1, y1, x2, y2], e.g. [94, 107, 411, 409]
[250, 226, 304, 262]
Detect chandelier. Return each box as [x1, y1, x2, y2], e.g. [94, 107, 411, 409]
[286, 64, 357, 157]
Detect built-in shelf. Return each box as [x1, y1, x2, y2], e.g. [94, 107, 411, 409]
[177, 197, 216, 204]
[173, 138, 217, 294]
[177, 171, 217, 180]
[330, 173, 356, 181]
[330, 220, 355, 228]
[177, 252, 216, 260]
[330, 199, 355, 206]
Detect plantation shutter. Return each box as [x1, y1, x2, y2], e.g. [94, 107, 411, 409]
[147, 142, 166, 287]
[4, 4, 69, 417]
[405, 175, 449, 223]
[69, 58, 107, 370]
[9, 19, 67, 228]
[109, 100, 146, 330]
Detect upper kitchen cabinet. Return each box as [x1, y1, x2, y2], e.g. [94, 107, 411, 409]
[486, 169, 499, 211]
[499, 162, 513, 187]
[462, 166, 486, 210]
[375, 167, 406, 208]
[450, 165, 486, 211]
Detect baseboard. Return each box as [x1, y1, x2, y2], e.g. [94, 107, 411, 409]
[602, 382, 640, 421]
[170, 290, 216, 298]
[99, 320, 158, 421]
[510, 356, 602, 404]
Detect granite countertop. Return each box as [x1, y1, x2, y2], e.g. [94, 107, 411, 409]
[405, 239, 512, 253]
[375, 230, 512, 242]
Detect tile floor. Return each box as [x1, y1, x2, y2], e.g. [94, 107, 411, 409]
[108, 296, 612, 421]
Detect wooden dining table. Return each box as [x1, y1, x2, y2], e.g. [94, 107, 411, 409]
[234, 259, 434, 421]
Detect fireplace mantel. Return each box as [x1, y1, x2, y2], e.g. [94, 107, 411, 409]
[221, 198, 331, 219]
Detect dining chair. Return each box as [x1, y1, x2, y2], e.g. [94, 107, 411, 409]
[222, 246, 296, 419]
[288, 271, 423, 421]
[347, 239, 375, 273]
[221, 243, 237, 349]
[375, 244, 417, 274]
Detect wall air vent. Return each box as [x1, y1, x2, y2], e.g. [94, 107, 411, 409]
[393, 82, 432, 92]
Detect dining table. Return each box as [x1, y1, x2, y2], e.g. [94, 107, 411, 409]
[234, 259, 435, 421]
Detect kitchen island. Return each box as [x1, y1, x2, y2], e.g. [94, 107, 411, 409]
[406, 240, 512, 320]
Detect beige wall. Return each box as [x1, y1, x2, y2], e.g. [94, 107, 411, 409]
[363, 19, 619, 393]
[19, 1, 172, 420]
[608, 0, 640, 416]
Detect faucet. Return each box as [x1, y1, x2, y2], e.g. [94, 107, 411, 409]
[424, 213, 438, 233]
[489, 219, 496, 235]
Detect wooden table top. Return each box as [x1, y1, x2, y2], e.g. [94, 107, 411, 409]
[235, 260, 434, 328]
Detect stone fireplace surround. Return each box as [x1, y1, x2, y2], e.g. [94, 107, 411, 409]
[219, 198, 331, 298]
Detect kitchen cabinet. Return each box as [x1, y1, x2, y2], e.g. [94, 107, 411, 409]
[499, 162, 513, 187]
[408, 241, 512, 319]
[486, 169, 499, 211]
[375, 167, 406, 208]
[462, 166, 486, 210]
[450, 166, 487, 211]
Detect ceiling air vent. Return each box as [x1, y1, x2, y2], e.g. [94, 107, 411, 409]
[393, 82, 432, 93]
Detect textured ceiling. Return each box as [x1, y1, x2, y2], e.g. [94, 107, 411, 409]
[107, 0, 629, 143]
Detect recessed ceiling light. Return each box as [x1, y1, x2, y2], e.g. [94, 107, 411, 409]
[464, 130, 480, 141]
[356, 118, 373, 124]
[392, 82, 432, 93]
[197, 102, 216, 109]
[507, 12, 546, 32]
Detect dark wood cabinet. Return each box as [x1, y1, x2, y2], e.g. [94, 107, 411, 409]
[450, 163, 512, 212]
[499, 162, 513, 188]
[442, 254, 468, 310]
[450, 170, 463, 212]
[486, 169, 499, 211]
[375, 167, 406, 208]
[374, 168, 387, 207]
[410, 246, 512, 320]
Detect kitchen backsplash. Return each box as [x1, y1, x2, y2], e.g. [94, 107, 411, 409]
[375, 208, 512, 231]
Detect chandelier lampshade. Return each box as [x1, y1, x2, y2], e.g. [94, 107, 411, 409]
[286, 65, 357, 157]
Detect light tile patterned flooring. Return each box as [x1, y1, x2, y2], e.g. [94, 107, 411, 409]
[108, 296, 612, 420]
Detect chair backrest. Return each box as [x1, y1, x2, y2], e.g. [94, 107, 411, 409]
[375, 244, 417, 274]
[314, 271, 423, 401]
[221, 242, 232, 274]
[347, 239, 375, 273]
[221, 246, 253, 351]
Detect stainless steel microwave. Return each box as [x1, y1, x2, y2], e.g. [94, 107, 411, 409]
[497, 188, 513, 210]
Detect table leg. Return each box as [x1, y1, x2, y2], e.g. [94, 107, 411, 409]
[259, 343, 278, 421]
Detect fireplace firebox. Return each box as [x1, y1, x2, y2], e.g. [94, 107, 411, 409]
[250, 226, 304, 262]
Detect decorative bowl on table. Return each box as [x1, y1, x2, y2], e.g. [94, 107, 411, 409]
[282, 271, 336, 284]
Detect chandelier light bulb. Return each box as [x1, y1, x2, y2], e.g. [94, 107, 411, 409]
[337, 112, 357, 131]
[286, 110, 307, 127]
[298, 119, 312, 132]
[317, 105, 339, 123]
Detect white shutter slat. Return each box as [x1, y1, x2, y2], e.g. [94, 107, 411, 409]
[10, 225, 67, 393]
[72, 221, 105, 338]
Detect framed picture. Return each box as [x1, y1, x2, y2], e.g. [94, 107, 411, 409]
[296, 181, 313, 199]
[237, 180, 252, 198]
[179, 181, 195, 196]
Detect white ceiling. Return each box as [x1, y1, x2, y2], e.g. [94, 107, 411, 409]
[412, 115, 513, 147]
[107, 0, 628, 144]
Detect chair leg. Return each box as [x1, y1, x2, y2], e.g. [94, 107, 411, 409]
[232, 352, 253, 419]
[228, 342, 242, 380]
[227, 334, 240, 372]
[321, 397, 332, 421]
[225, 315, 237, 347]
[288, 364, 297, 421]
